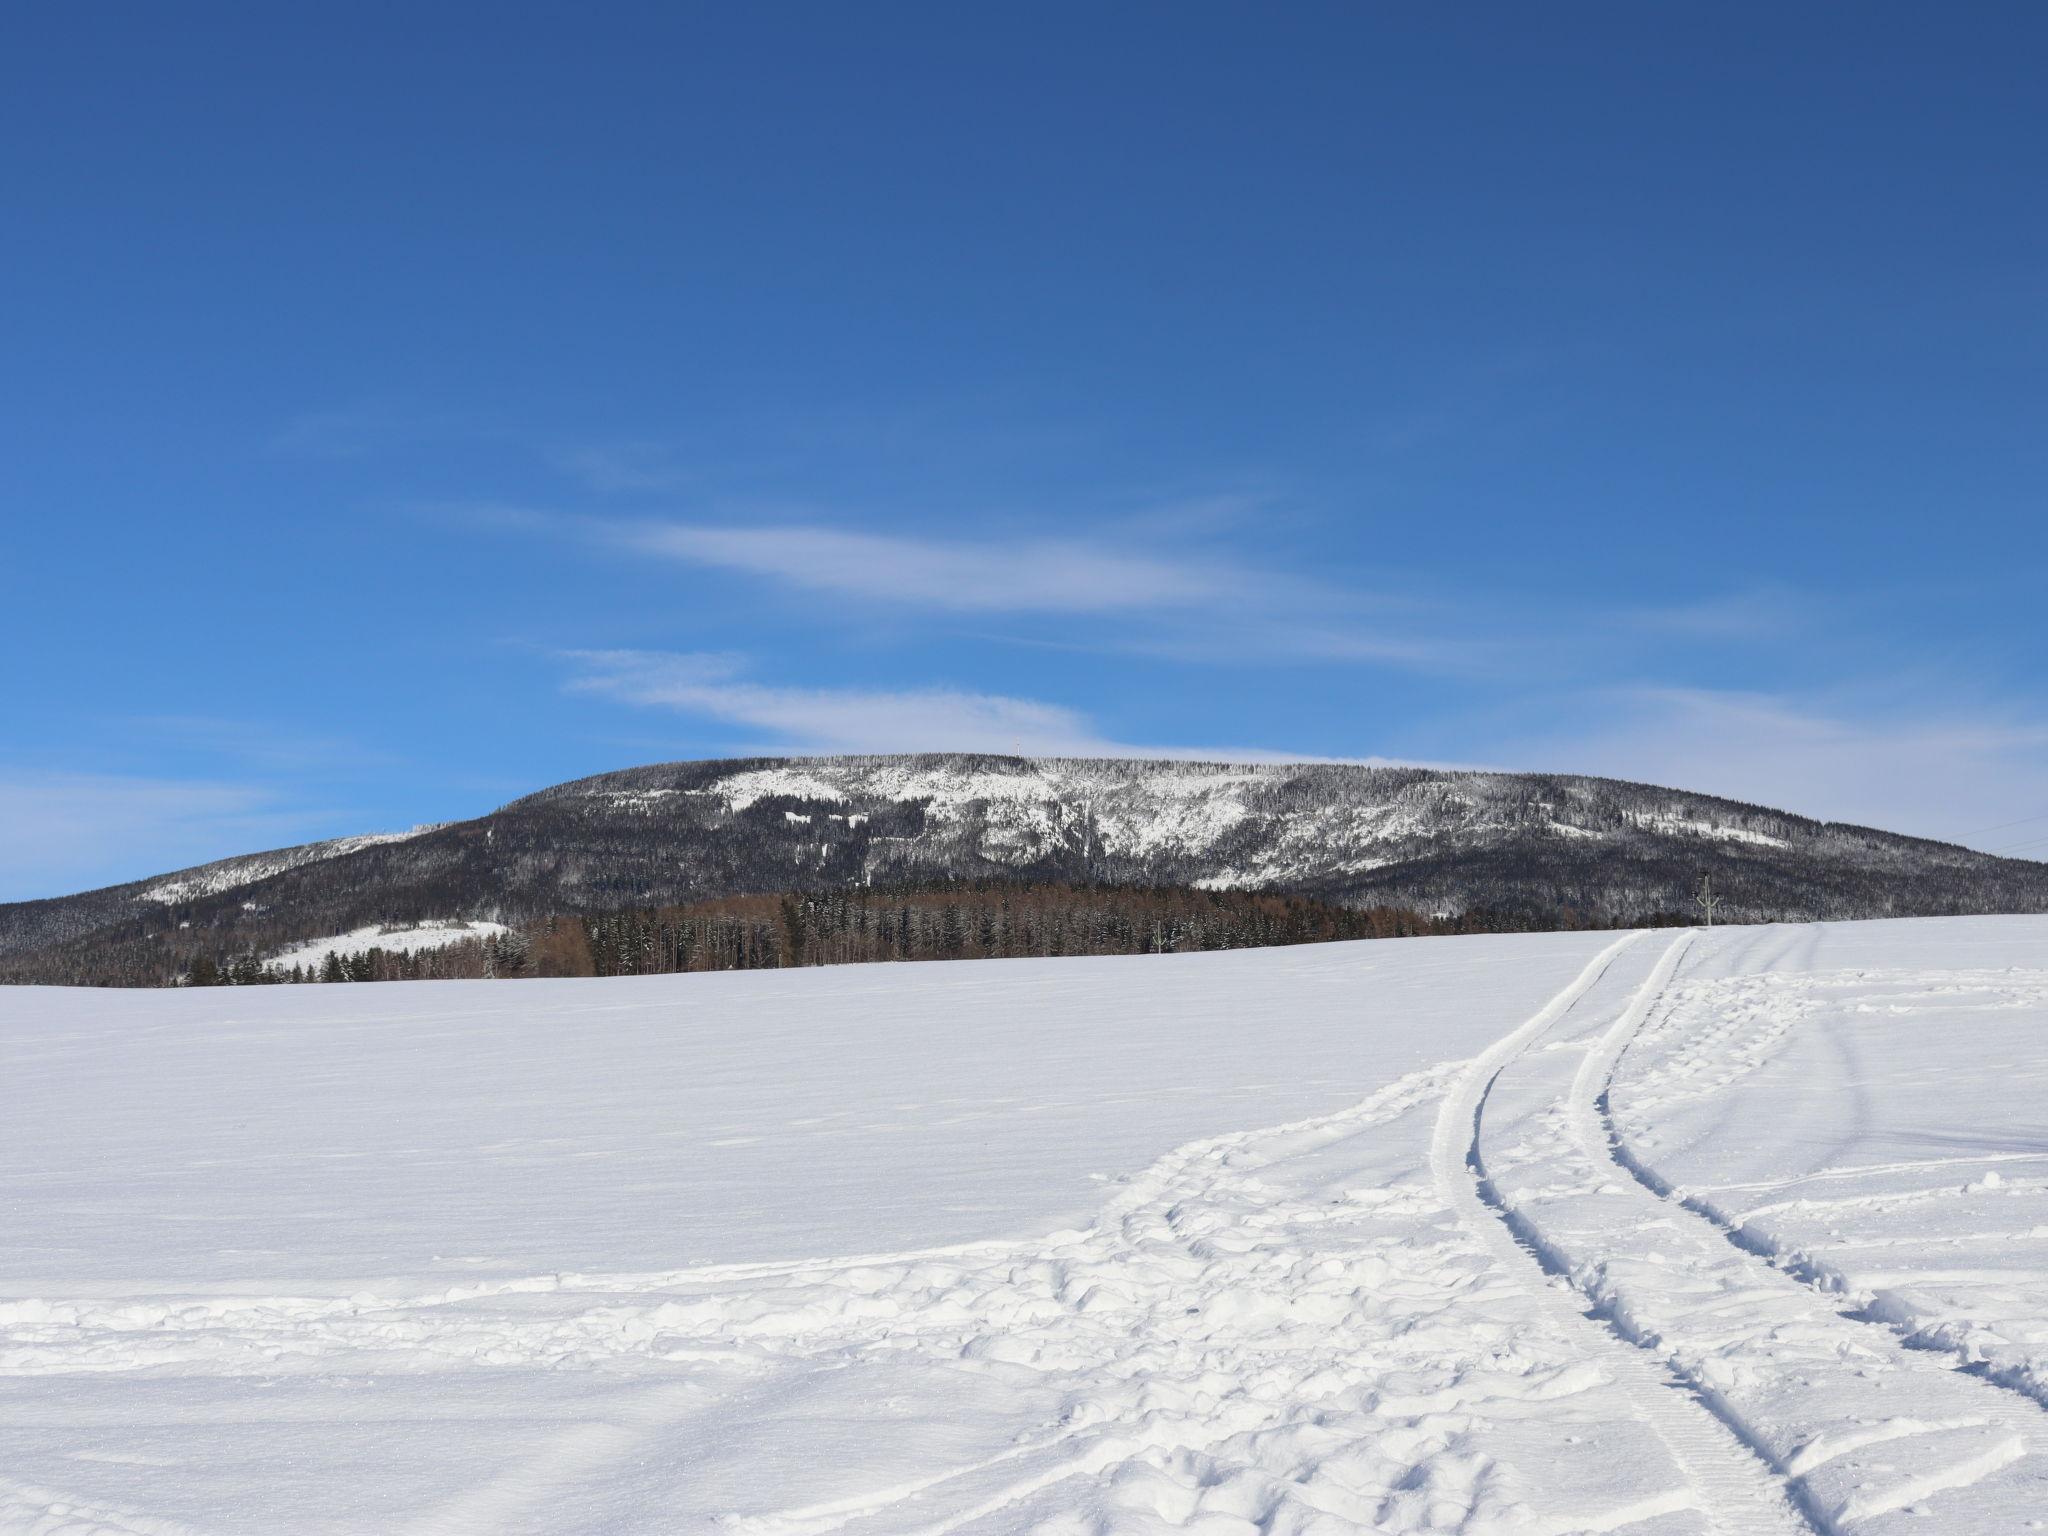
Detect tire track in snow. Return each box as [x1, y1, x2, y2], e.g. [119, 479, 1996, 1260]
[1599, 927, 2048, 1420]
[1499, 929, 2048, 1533]
[1431, 932, 1817, 1536]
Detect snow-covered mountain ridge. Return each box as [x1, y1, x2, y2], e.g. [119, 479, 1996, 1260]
[5, 754, 2045, 983]
[138, 824, 448, 905]
[534, 756, 1805, 889]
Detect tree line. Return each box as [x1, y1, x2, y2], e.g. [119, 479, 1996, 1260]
[180, 879, 1686, 986]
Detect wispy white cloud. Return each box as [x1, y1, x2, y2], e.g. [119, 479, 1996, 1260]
[1622, 585, 1817, 642]
[0, 773, 336, 902]
[550, 443, 696, 494]
[1109, 620, 1497, 672]
[603, 521, 1235, 614]
[449, 501, 1486, 670]
[566, 649, 1111, 754]
[560, 649, 1381, 764]
[556, 514, 1482, 671]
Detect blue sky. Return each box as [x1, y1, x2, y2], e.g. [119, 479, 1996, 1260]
[4, 3, 2045, 899]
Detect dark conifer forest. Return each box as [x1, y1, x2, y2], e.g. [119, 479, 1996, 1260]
[163, 881, 1679, 989]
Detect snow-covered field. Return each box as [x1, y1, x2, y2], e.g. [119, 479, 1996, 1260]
[4, 918, 2047, 1533]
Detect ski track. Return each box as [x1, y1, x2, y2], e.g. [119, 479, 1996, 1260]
[1474, 926, 2048, 1534]
[1432, 933, 1816, 1536]
[1610, 929, 2048, 1424]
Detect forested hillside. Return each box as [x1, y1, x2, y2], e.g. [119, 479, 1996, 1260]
[4, 754, 2042, 986]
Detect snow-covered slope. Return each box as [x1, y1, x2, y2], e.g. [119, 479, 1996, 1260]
[6, 918, 2048, 1532]
[138, 826, 447, 905]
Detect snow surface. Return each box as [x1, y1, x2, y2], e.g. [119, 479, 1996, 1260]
[4, 919, 2048, 1532]
[262, 920, 512, 974]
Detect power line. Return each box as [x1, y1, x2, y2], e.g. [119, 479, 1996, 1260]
[1960, 810, 2048, 838]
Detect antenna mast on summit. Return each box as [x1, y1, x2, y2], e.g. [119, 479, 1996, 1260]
[1695, 871, 1720, 928]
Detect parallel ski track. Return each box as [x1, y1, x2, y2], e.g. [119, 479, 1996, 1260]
[1596, 925, 2048, 1421]
[1430, 932, 1818, 1536]
[1474, 924, 2048, 1533]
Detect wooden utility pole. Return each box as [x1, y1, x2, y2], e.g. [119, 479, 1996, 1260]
[1695, 871, 1721, 928]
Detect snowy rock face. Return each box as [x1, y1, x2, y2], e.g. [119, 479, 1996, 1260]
[510, 753, 2041, 921]
[528, 756, 1792, 885]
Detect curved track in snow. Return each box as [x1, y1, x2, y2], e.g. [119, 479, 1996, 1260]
[1463, 927, 2048, 1534]
[1431, 933, 1816, 1536]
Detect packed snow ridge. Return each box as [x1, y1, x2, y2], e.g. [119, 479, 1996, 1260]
[7, 915, 2048, 1532]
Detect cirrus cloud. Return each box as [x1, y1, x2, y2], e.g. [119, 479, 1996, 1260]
[559, 649, 1387, 765]
[603, 521, 1234, 614]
